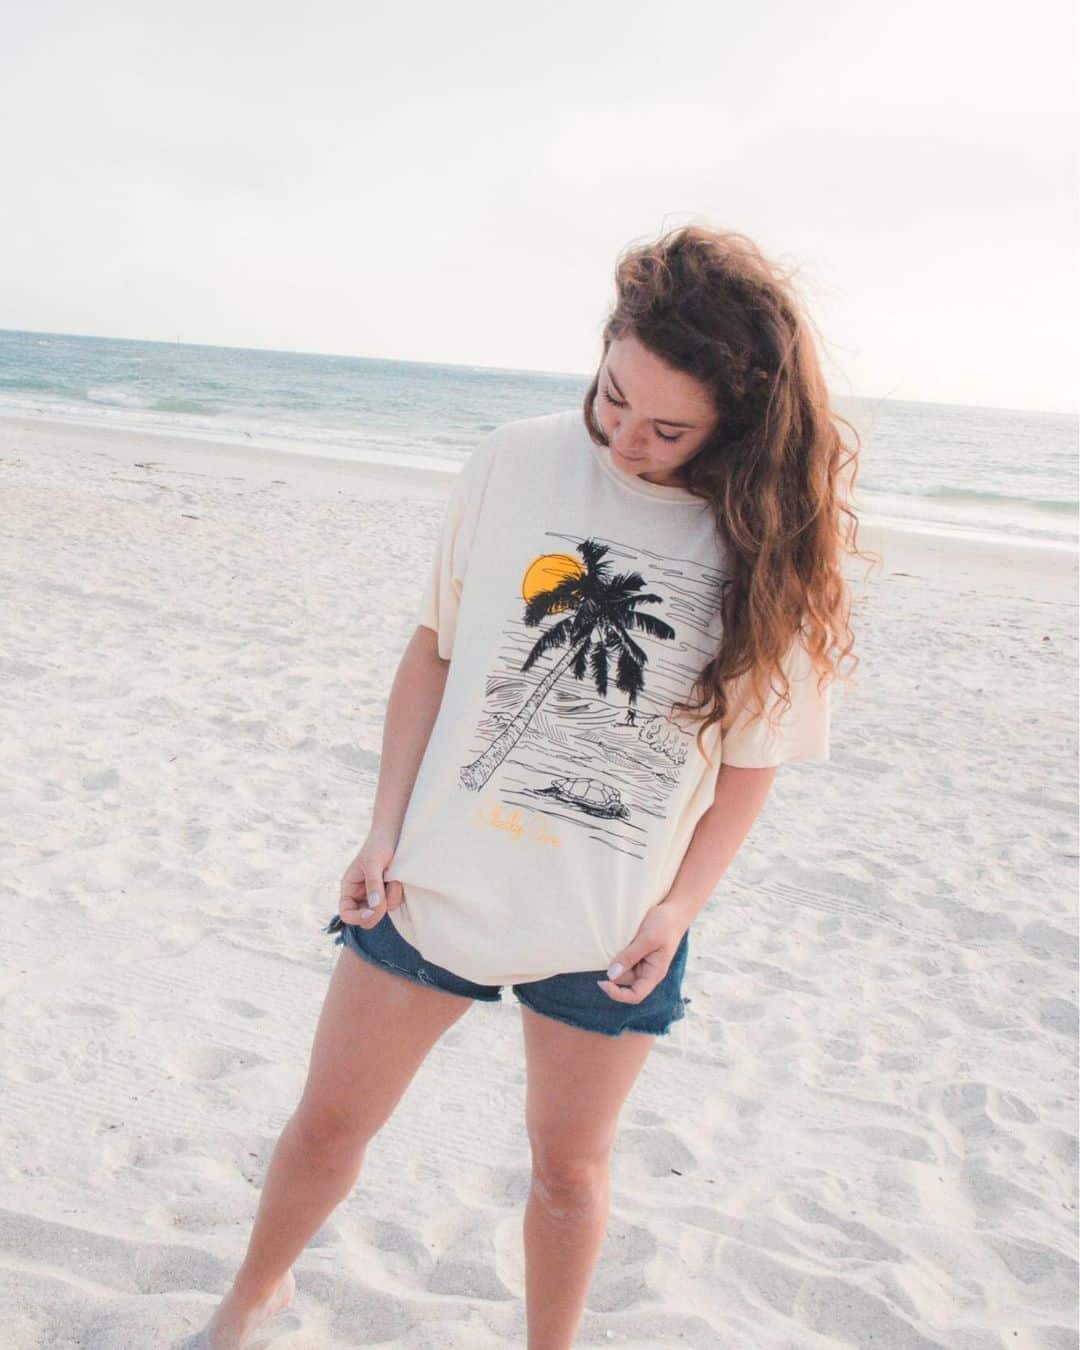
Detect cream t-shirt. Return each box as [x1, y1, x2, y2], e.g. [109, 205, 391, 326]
[383, 409, 830, 985]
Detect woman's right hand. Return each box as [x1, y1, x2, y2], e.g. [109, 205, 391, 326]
[338, 833, 406, 929]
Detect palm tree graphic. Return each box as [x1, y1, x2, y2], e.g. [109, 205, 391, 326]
[459, 539, 676, 791]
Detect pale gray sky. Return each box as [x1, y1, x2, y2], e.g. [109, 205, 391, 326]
[2, 0, 1076, 411]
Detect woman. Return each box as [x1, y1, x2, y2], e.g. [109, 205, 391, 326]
[200, 223, 865, 1348]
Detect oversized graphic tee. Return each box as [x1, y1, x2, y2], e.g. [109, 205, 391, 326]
[383, 409, 831, 985]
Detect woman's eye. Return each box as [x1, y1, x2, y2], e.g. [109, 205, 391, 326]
[604, 387, 682, 444]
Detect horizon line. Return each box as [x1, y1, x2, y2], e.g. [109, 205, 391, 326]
[2, 325, 1074, 421]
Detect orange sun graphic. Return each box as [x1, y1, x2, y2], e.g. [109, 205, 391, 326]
[521, 553, 585, 615]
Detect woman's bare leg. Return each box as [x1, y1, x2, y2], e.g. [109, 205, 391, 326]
[519, 1007, 657, 1350]
[200, 943, 475, 1348]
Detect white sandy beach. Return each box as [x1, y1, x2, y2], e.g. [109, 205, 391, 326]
[2, 411, 1077, 1349]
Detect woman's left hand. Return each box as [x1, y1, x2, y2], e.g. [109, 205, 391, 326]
[596, 899, 687, 1004]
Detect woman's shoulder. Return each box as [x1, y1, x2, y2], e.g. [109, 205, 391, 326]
[483, 407, 580, 448]
[454, 411, 588, 522]
[475, 409, 583, 482]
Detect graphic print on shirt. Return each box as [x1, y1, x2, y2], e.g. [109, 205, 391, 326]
[458, 534, 727, 860]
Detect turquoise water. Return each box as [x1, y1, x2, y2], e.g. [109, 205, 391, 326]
[1, 328, 1076, 546]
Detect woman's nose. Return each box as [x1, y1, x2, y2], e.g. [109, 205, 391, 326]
[611, 418, 644, 450]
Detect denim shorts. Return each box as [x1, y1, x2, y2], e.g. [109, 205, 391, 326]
[322, 911, 692, 1038]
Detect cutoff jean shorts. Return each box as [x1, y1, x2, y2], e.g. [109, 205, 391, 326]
[322, 910, 692, 1038]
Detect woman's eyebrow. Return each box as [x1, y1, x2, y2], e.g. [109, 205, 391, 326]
[606, 367, 698, 429]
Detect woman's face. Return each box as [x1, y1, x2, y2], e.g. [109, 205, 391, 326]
[595, 333, 719, 488]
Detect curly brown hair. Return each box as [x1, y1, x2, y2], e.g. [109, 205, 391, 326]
[583, 223, 876, 765]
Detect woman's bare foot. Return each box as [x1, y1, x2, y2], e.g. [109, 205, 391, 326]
[198, 1268, 296, 1349]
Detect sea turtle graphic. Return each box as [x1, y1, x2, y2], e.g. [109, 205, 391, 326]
[534, 776, 631, 821]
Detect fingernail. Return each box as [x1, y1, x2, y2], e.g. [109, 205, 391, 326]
[607, 962, 623, 980]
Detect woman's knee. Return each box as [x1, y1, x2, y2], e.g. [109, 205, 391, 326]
[528, 1146, 611, 1216]
[291, 1095, 373, 1163]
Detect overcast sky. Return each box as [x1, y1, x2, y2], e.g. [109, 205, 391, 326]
[2, 0, 1075, 412]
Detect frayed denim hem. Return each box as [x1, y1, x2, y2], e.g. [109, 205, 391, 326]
[325, 913, 502, 1003]
[322, 914, 691, 1027]
[335, 922, 480, 1001]
[513, 990, 689, 1039]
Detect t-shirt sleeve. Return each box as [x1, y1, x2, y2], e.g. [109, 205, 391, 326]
[415, 430, 500, 660]
[719, 631, 832, 767]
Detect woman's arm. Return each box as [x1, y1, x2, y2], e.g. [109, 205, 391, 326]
[334, 625, 450, 925]
[597, 763, 778, 998]
[369, 624, 450, 845]
[661, 764, 777, 928]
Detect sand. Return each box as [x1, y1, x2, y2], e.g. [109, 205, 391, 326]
[1, 411, 1077, 1349]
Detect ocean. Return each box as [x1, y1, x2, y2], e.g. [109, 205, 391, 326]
[1, 328, 1075, 548]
